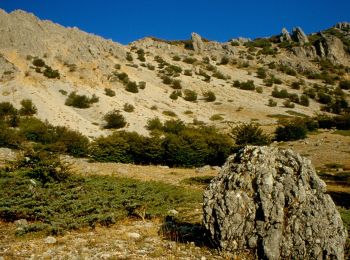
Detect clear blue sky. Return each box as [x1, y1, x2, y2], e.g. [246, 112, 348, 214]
[1, 0, 349, 44]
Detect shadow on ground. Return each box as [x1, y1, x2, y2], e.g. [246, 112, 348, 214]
[328, 191, 350, 209]
[159, 216, 217, 248]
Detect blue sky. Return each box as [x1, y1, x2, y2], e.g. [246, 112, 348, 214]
[1, 1, 349, 44]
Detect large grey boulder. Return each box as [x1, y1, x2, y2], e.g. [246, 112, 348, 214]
[191, 32, 204, 53]
[292, 27, 309, 44]
[203, 146, 347, 259]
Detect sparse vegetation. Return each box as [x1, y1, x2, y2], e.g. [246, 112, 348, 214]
[183, 90, 197, 102]
[104, 88, 116, 97]
[203, 91, 216, 102]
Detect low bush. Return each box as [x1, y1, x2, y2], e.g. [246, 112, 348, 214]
[123, 103, 135, 112]
[339, 80, 350, 90]
[268, 98, 277, 107]
[19, 99, 37, 116]
[272, 87, 289, 99]
[125, 81, 138, 93]
[104, 88, 116, 97]
[203, 91, 216, 102]
[103, 110, 126, 129]
[256, 67, 267, 79]
[183, 89, 197, 102]
[182, 57, 197, 64]
[65, 92, 99, 108]
[275, 120, 308, 141]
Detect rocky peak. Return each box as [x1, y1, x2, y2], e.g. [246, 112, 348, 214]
[203, 146, 347, 259]
[335, 22, 350, 30]
[292, 26, 309, 44]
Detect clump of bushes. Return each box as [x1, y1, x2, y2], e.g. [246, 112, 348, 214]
[32, 58, 60, 79]
[103, 110, 127, 129]
[169, 90, 182, 100]
[233, 80, 255, 91]
[136, 49, 146, 62]
[182, 57, 197, 64]
[125, 81, 138, 93]
[65, 92, 99, 108]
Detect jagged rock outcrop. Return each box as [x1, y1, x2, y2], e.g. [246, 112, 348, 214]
[0, 55, 18, 81]
[315, 35, 348, 64]
[292, 27, 309, 44]
[191, 32, 204, 54]
[203, 146, 347, 259]
[335, 22, 350, 30]
[292, 45, 317, 59]
[279, 28, 292, 42]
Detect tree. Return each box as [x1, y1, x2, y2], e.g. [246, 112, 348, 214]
[19, 99, 37, 116]
[230, 123, 271, 146]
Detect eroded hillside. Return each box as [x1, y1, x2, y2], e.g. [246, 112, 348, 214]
[0, 9, 349, 137]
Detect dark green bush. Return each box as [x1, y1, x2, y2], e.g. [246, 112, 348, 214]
[169, 90, 181, 100]
[123, 103, 135, 112]
[183, 89, 197, 102]
[239, 80, 255, 91]
[272, 87, 289, 98]
[0, 123, 23, 149]
[146, 117, 163, 131]
[32, 58, 45, 67]
[19, 99, 37, 116]
[299, 95, 310, 107]
[275, 122, 307, 141]
[256, 67, 267, 79]
[268, 98, 277, 107]
[203, 91, 216, 102]
[126, 52, 133, 62]
[171, 79, 182, 89]
[339, 80, 350, 90]
[43, 67, 60, 79]
[230, 123, 271, 146]
[183, 57, 197, 64]
[0, 102, 17, 118]
[138, 81, 146, 89]
[65, 92, 98, 108]
[104, 88, 116, 97]
[162, 76, 172, 85]
[125, 81, 138, 93]
[103, 110, 126, 129]
[219, 56, 229, 65]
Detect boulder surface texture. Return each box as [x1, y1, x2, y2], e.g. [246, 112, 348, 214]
[203, 146, 347, 259]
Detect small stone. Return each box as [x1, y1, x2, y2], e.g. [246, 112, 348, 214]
[126, 232, 141, 240]
[201, 257, 207, 260]
[44, 236, 57, 244]
[167, 209, 179, 216]
[14, 219, 28, 227]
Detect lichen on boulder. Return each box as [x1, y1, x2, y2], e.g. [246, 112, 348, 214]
[203, 146, 347, 259]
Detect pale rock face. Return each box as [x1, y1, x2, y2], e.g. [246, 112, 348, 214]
[203, 146, 347, 259]
[280, 28, 292, 42]
[292, 27, 309, 44]
[191, 32, 204, 54]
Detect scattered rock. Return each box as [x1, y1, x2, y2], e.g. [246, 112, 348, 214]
[195, 165, 211, 173]
[191, 32, 204, 54]
[203, 146, 347, 259]
[44, 236, 57, 244]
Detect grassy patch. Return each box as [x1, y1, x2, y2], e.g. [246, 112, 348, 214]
[333, 130, 350, 137]
[181, 176, 214, 186]
[285, 110, 309, 118]
[266, 114, 293, 119]
[0, 171, 202, 235]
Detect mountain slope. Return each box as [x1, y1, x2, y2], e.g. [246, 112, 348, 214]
[0, 9, 349, 137]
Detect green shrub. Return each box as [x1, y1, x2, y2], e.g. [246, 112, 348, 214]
[239, 80, 255, 91]
[162, 76, 172, 85]
[283, 99, 295, 108]
[146, 63, 155, 70]
[256, 87, 263, 93]
[123, 103, 135, 112]
[146, 117, 163, 131]
[231, 41, 240, 46]
[230, 123, 271, 146]
[169, 90, 181, 100]
[339, 80, 350, 90]
[138, 81, 146, 89]
[172, 55, 181, 61]
[136, 49, 146, 62]
[275, 121, 307, 141]
[272, 87, 289, 98]
[19, 99, 37, 116]
[203, 91, 216, 102]
[65, 92, 98, 108]
[43, 67, 60, 79]
[104, 88, 116, 97]
[103, 110, 127, 129]
[299, 95, 310, 106]
[184, 69, 192, 76]
[171, 79, 182, 89]
[126, 52, 133, 62]
[268, 98, 277, 107]
[212, 71, 228, 80]
[256, 67, 267, 79]
[13, 148, 71, 184]
[32, 58, 45, 67]
[182, 57, 197, 64]
[0, 123, 23, 149]
[162, 110, 177, 117]
[219, 56, 229, 65]
[0, 102, 17, 118]
[183, 89, 197, 102]
[125, 81, 138, 93]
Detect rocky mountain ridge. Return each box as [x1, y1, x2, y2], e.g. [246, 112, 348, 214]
[0, 9, 349, 137]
